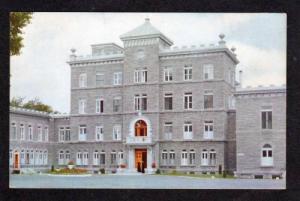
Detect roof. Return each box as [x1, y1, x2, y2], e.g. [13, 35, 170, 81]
[120, 18, 173, 46]
[235, 85, 286, 95]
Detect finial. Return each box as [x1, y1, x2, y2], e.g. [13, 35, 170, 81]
[231, 46, 236, 52]
[71, 48, 76, 54]
[145, 18, 150, 22]
[218, 33, 226, 46]
[219, 33, 225, 40]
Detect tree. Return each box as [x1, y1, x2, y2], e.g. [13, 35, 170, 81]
[10, 97, 54, 113]
[10, 12, 33, 56]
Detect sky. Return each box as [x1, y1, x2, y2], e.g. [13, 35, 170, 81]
[10, 13, 286, 113]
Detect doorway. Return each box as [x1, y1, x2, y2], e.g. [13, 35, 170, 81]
[135, 149, 147, 173]
[14, 151, 20, 169]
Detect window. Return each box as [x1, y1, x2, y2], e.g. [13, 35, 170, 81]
[100, 151, 106, 165]
[44, 127, 48, 142]
[79, 125, 87, 141]
[204, 121, 214, 139]
[262, 110, 272, 129]
[181, 150, 188, 166]
[228, 95, 235, 109]
[30, 150, 34, 165]
[39, 150, 43, 165]
[164, 122, 173, 140]
[79, 73, 87, 88]
[65, 150, 70, 164]
[113, 97, 121, 112]
[231, 71, 235, 86]
[118, 151, 124, 165]
[209, 149, 216, 166]
[37, 126, 42, 141]
[184, 92, 192, 109]
[111, 151, 117, 164]
[161, 150, 168, 165]
[65, 127, 71, 141]
[11, 122, 17, 140]
[59, 150, 64, 165]
[93, 150, 100, 166]
[28, 125, 33, 141]
[21, 150, 25, 165]
[83, 151, 89, 165]
[95, 126, 103, 141]
[164, 67, 173, 81]
[189, 149, 196, 165]
[184, 65, 192, 81]
[43, 150, 48, 165]
[79, 99, 86, 114]
[113, 72, 122, 85]
[201, 149, 208, 166]
[20, 124, 25, 140]
[96, 98, 104, 114]
[135, 120, 147, 136]
[134, 69, 147, 83]
[113, 125, 121, 140]
[169, 150, 175, 165]
[34, 150, 39, 165]
[164, 93, 173, 110]
[203, 64, 214, 80]
[261, 144, 273, 166]
[59, 127, 65, 142]
[134, 94, 147, 111]
[9, 149, 13, 166]
[204, 90, 213, 109]
[76, 151, 83, 165]
[96, 73, 104, 86]
[183, 122, 193, 139]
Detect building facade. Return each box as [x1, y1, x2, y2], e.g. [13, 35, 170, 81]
[9, 19, 286, 178]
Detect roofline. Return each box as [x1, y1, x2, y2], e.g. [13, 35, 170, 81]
[91, 43, 124, 50]
[235, 86, 286, 95]
[120, 34, 174, 46]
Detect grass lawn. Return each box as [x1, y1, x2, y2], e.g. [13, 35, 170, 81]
[157, 172, 235, 179]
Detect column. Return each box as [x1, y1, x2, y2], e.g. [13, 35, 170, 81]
[146, 146, 153, 173]
[128, 148, 136, 172]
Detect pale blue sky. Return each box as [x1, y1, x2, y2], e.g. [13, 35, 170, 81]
[10, 13, 286, 113]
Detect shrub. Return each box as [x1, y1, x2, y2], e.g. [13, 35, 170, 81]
[155, 169, 161, 174]
[111, 169, 117, 174]
[68, 161, 75, 165]
[151, 162, 156, 168]
[218, 165, 222, 174]
[51, 165, 54, 172]
[171, 170, 177, 174]
[189, 171, 195, 175]
[99, 168, 105, 174]
[222, 170, 227, 178]
[50, 167, 88, 174]
[120, 164, 126, 168]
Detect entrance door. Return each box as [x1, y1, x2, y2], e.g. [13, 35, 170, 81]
[14, 152, 20, 169]
[135, 149, 147, 173]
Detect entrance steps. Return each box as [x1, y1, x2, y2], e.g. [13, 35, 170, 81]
[21, 168, 37, 174]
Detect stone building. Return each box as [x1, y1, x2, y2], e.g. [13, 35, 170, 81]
[9, 18, 285, 178]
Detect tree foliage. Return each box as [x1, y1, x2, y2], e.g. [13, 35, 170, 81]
[10, 12, 33, 56]
[10, 97, 55, 113]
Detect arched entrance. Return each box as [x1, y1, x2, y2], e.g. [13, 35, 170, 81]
[135, 120, 147, 136]
[13, 150, 20, 170]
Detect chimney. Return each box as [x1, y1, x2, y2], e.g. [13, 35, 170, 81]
[239, 70, 243, 88]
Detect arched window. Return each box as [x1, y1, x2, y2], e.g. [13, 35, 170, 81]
[189, 149, 195, 165]
[9, 149, 13, 166]
[93, 150, 99, 166]
[43, 150, 48, 165]
[161, 150, 168, 165]
[83, 151, 89, 165]
[111, 150, 117, 165]
[118, 150, 124, 165]
[261, 144, 273, 166]
[76, 151, 82, 165]
[201, 149, 208, 166]
[21, 150, 25, 165]
[30, 150, 34, 165]
[65, 150, 70, 164]
[59, 150, 64, 165]
[169, 150, 175, 165]
[100, 150, 106, 165]
[209, 149, 216, 166]
[135, 120, 147, 136]
[34, 150, 39, 165]
[181, 149, 188, 166]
